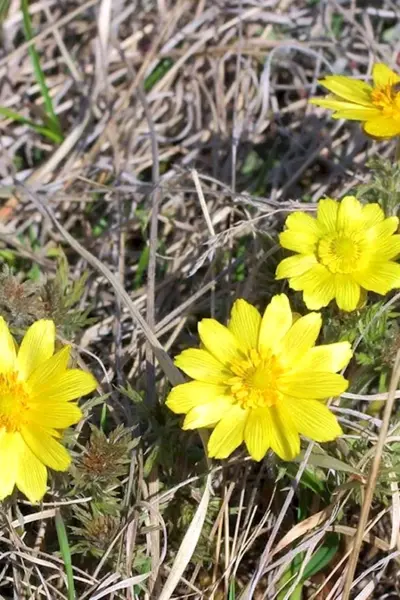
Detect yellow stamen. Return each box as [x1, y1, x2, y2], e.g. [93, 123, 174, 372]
[371, 82, 400, 117]
[0, 371, 30, 432]
[317, 233, 365, 274]
[229, 350, 283, 409]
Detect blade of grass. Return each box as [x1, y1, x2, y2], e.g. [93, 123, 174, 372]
[0, 0, 10, 22]
[55, 509, 75, 600]
[20, 0, 63, 141]
[0, 106, 63, 143]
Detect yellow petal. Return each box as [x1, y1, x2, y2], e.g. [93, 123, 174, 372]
[285, 212, 321, 237]
[244, 408, 271, 461]
[310, 97, 380, 120]
[276, 254, 317, 279]
[166, 381, 227, 414]
[17, 320, 55, 381]
[335, 274, 360, 312]
[0, 431, 19, 500]
[337, 196, 362, 232]
[372, 235, 400, 261]
[183, 396, 234, 429]
[228, 299, 261, 352]
[302, 270, 336, 310]
[284, 397, 342, 442]
[317, 198, 338, 232]
[258, 294, 292, 354]
[279, 371, 348, 399]
[372, 63, 400, 87]
[28, 401, 82, 429]
[207, 405, 247, 459]
[16, 440, 47, 503]
[361, 203, 384, 228]
[296, 342, 352, 373]
[331, 107, 381, 120]
[366, 216, 399, 243]
[0, 317, 17, 373]
[290, 263, 329, 291]
[354, 262, 400, 294]
[279, 230, 318, 254]
[279, 313, 322, 365]
[175, 349, 229, 384]
[316, 75, 373, 105]
[364, 116, 400, 138]
[198, 319, 242, 366]
[268, 404, 300, 461]
[21, 426, 71, 471]
[27, 345, 71, 390]
[289, 264, 335, 309]
[31, 370, 97, 402]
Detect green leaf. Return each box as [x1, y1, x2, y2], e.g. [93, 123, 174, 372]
[294, 449, 363, 476]
[228, 580, 236, 600]
[20, 0, 63, 140]
[134, 245, 150, 289]
[0, 106, 63, 143]
[285, 464, 328, 501]
[277, 534, 339, 599]
[276, 552, 304, 600]
[144, 58, 173, 92]
[55, 510, 75, 600]
[301, 533, 340, 581]
[0, 0, 10, 22]
[143, 444, 160, 477]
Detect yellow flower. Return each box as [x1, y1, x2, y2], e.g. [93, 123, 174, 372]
[0, 318, 97, 503]
[276, 196, 400, 311]
[310, 63, 400, 138]
[166, 295, 351, 462]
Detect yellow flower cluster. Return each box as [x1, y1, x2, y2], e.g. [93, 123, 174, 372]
[167, 62, 400, 464]
[3, 63, 400, 502]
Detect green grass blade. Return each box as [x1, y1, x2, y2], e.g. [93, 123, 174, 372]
[143, 58, 173, 92]
[0, 0, 10, 22]
[0, 106, 63, 143]
[20, 0, 63, 140]
[55, 509, 75, 600]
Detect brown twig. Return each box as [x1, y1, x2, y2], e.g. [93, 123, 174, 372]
[342, 350, 400, 599]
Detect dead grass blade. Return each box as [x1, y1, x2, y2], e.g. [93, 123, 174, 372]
[342, 350, 400, 599]
[158, 472, 212, 600]
[19, 186, 184, 387]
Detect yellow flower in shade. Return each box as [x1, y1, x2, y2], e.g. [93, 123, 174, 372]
[0, 318, 97, 503]
[276, 196, 400, 312]
[166, 295, 351, 462]
[310, 63, 400, 138]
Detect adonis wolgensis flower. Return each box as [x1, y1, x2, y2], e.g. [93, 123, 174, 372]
[0, 318, 96, 502]
[310, 63, 400, 138]
[167, 295, 351, 462]
[276, 196, 400, 311]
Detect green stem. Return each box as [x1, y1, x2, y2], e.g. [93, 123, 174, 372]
[55, 510, 75, 600]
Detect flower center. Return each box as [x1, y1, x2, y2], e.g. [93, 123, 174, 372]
[317, 233, 363, 274]
[0, 371, 30, 432]
[371, 82, 400, 118]
[228, 349, 283, 409]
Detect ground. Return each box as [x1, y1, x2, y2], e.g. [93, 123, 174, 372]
[0, 0, 400, 599]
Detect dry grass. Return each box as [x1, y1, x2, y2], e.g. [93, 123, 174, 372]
[1, 0, 400, 598]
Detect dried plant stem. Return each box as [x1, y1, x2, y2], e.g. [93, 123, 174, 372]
[342, 349, 400, 599]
